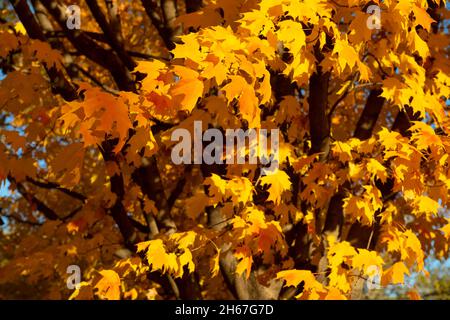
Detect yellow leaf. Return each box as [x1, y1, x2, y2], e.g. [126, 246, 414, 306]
[124, 288, 138, 300]
[14, 22, 27, 35]
[378, 127, 401, 151]
[170, 231, 197, 249]
[94, 270, 121, 300]
[409, 121, 442, 150]
[352, 249, 383, 274]
[366, 158, 387, 183]
[226, 177, 253, 205]
[171, 66, 204, 112]
[412, 5, 435, 32]
[222, 76, 260, 126]
[413, 196, 439, 216]
[211, 249, 221, 277]
[333, 38, 360, 72]
[325, 287, 347, 300]
[441, 219, 450, 239]
[171, 33, 205, 63]
[139, 239, 179, 275]
[205, 173, 227, 203]
[382, 262, 409, 285]
[408, 29, 429, 58]
[277, 269, 326, 299]
[259, 169, 292, 205]
[177, 249, 195, 277]
[276, 269, 317, 288]
[235, 246, 253, 279]
[332, 140, 353, 162]
[343, 185, 382, 225]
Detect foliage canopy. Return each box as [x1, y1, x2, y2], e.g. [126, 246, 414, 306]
[0, 0, 449, 300]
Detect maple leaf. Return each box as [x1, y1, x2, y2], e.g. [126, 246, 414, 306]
[61, 84, 132, 153]
[333, 38, 360, 72]
[137, 239, 179, 275]
[412, 5, 436, 32]
[204, 173, 227, 204]
[172, 33, 205, 63]
[259, 169, 292, 205]
[69, 282, 94, 300]
[409, 121, 443, 150]
[277, 269, 327, 300]
[170, 66, 204, 112]
[235, 246, 253, 279]
[381, 262, 410, 286]
[441, 220, 450, 239]
[210, 249, 221, 277]
[413, 196, 440, 216]
[378, 127, 402, 151]
[2, 130, 27, 152]
[324, 287, 347, 300]
[332, 140, 354, 162]
[94, 270, 121, 300]
[366, 158, 387, 183]
[226, 177, 254, 205]
[26, 40, 63, 70]
[0, 31, 19, 58]
[343, 185, 382, 225]
[352, 249, 384, 276]
[222, 76, 260, 127]
[408, 29, 430, 58]
[48, 143, 85, 188]
[277, 269, 318, 288]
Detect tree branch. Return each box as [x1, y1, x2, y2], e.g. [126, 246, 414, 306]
[308, 68, 331, 161]
[141, 0, 179, 50]
[9, 176, 60, 220]
[39, 0, 135, 91]
[353, 89, 385, 140]
[184, 0, 202, 13]
[85, 0, 136, 70]
[10, 0, 78, 101]
[25, 177, 87, 202]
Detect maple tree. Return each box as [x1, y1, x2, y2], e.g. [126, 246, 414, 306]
[0, 0, 449, 300]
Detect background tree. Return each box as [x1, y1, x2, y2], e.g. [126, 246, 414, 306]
[0, 0, 449, 300]
[367, 258, 450, 299]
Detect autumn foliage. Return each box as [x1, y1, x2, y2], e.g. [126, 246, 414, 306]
[0, 0, 449, 300]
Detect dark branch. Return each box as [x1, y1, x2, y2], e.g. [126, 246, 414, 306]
[9, 176, 60, 220]
[10, 0, 78, 101]
[85, 0, 136, 70]
[353, 89, 385, 140]
[39, 0, 135, 91]
[25, 177, 87, 202]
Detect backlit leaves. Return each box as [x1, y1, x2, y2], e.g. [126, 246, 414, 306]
[94, 270, 121, 300]
[1, 0, 449, 301]
[259, 169, 292, 205]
